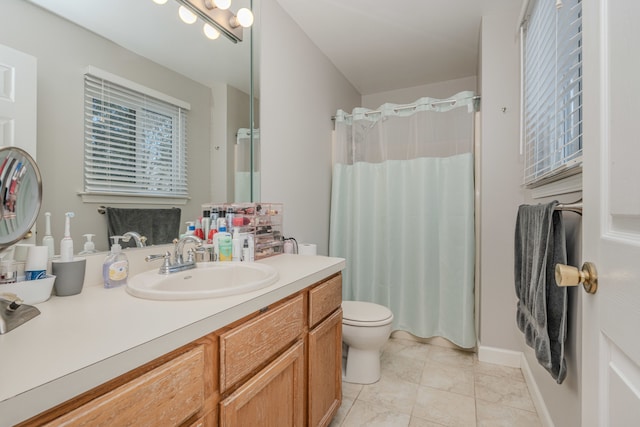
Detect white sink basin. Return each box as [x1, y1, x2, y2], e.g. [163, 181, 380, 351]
[126, 262, 279, 300]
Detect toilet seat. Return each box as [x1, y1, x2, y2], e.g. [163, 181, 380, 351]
[342, 301, 393, 327]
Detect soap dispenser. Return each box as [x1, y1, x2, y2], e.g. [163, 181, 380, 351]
[103, 236, 129, 288]
[79, 234, 97, 255]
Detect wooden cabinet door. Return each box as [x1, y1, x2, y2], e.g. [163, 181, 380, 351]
[44, 346, 206, 427]
[308, 309, 342, 427]
[219, 340, 305, 426]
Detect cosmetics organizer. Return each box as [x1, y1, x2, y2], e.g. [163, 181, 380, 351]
[202, 202, 284, 260]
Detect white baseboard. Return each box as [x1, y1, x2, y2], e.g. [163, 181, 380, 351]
[477, 345, 521, 367]
[520, 353, 554, 427]
[477, 345, 554, 427]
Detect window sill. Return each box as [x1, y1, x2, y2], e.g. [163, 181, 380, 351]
[529, 171, 582, 199]
[78, 192, 189, 206]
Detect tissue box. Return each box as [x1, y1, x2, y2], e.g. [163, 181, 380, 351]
[0, 275, 56, 304]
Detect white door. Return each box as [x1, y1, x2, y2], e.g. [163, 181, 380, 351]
[0, 43, 37, 156]
[0, 44, 37, 245]
[582, 1, 640, 425]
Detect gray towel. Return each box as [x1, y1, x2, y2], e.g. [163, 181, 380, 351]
[514, 201, 568, 383]
[105, 207, 181, 248]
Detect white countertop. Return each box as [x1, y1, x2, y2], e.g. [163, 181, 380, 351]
[0, 253, 345, 426]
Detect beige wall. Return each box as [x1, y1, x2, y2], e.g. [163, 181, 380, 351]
[478, 6, 523, 351]
[480, 6, 582, 425]
[259, 0, 361, 255]
[0, 0, 250, 252]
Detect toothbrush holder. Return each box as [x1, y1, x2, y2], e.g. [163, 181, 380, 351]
[52, 258, 86, 296]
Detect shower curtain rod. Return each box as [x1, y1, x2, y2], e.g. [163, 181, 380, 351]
[331, 95, 481, 121]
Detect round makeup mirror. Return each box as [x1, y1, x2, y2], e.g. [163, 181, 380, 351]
[0, 147, 42, 249]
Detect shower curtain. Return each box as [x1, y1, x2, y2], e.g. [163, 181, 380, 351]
[329, 91, 477, 348]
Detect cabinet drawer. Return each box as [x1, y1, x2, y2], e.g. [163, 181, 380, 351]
[46, 346, 206, 427]
[309, 274, 342, 328]
[220, 294, 305, 392]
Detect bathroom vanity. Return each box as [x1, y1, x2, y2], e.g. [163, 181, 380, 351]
[0, 254, 345, 426]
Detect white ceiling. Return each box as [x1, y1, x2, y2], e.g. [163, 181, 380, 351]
[28, 0, 518, 97]
[28, 0, 254, 94]
[276, 0, 518, 95]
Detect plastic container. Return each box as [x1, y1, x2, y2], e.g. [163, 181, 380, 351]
[218, 232, 232, 261]
[0, 276, 56, 304]
[201, 202, 284, 260]
[103, 236, 129, 288]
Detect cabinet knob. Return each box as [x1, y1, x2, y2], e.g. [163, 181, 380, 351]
[555, 262, 598, 294]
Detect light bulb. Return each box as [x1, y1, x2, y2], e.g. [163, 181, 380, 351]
[214, 0, 231, 10]
[178, 6, 197, 24]
[152, 0, 168, 5]
[235, 8, 254, 28]
[203, 23, 220, 40]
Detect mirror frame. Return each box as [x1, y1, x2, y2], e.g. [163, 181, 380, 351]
[0, 147, 42, 249]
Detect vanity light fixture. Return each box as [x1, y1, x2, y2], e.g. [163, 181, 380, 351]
[172, 0, 254, 43]
[203, 23, 221, 40]
[178, 5, 198, 24]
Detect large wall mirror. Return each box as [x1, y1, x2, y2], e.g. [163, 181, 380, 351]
[0, 0, 259, 252]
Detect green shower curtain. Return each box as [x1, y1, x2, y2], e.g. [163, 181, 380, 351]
[329, 91, 477, 348]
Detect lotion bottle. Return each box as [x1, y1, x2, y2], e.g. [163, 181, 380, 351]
[218, 228, 232, 262]
[103, 236, 129, 288]
[60, 212, 75, 262]
[42, 212, 54, 258]
[232, 230, 242, 261]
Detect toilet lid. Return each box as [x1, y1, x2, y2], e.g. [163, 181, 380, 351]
[342, 301, 393, 324]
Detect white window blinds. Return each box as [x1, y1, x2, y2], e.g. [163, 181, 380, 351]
[84, 71, 189, 197]
[522, 0, 582, 185]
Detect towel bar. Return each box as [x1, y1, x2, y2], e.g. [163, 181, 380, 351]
[555, 201, 582, 215]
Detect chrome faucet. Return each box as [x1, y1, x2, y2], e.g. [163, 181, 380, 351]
[121, 231, 147, 248]
[145, 235, 202, 274]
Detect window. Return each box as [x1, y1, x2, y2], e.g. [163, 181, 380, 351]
[521, 0, 582, 186]
[84, 68, 190, 198]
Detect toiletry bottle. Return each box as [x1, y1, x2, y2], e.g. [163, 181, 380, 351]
[103, 236, 129, 288]
[226, 207, 234, 234]
[202, 211, 210, 240]
[194, 218, 205, 240]
[218, 229, 233, 262]
[247, 234, 255, 262]
[42, 212, 54, 258]
[184, 221, 195, 236]
[79, 234, 97, 255]
[217, 217, 227, 233]
[242, 238, 249, 262]
[211, 207, 219, 230]
[208, 227, 218, 245]
[232, 230, 242, 261]
[60, 212, 75, 262]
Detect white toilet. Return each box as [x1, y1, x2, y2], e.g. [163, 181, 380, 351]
[341, 300, 394, 384]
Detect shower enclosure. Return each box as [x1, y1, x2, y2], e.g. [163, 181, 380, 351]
[329, 91, 478, 348]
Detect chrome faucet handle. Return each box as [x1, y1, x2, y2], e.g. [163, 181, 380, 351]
[145, 251, 172, 274]
[186, 248, 196, 264]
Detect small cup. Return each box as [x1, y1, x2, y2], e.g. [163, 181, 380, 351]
[13, 243, 34, 262]
[25, 246, 49, 281]
[52, 258, 87, 296]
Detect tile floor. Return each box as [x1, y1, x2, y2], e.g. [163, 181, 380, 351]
[330, 337, 541, 427]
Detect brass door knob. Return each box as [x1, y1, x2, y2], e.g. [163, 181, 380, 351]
[555, 262, 598, 294]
